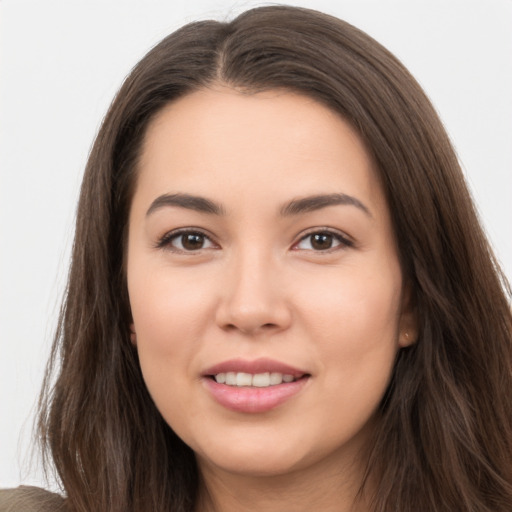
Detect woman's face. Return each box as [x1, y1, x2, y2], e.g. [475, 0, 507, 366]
[127, 87, 415, 479]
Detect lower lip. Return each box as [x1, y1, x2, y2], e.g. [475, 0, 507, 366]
[203, 377, 309, 413]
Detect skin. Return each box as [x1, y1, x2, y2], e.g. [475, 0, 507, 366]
[127, 86, 416, 512]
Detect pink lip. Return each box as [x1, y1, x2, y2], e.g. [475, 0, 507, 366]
[202, 358, 310, 413]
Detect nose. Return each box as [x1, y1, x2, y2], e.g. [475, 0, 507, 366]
[215, 249, 292, 336]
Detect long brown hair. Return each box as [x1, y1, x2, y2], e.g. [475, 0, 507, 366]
[38, 5, 512, 511]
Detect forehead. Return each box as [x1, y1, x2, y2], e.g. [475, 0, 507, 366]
[136, 87, 386, 215]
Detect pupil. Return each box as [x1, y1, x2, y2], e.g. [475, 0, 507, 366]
[311, 233, 332, 250]
[182, 233, 204, 250]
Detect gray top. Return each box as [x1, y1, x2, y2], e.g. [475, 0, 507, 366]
[0, 486, 67, 512]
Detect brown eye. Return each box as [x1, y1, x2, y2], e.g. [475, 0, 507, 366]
[294, 230, 352, 251]
[158, 230, 216, 252]
[181, 233, 206, 250]
[310, 233, 334, 250]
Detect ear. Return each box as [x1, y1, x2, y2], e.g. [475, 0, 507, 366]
[129, 323, 137, 345]
[398, 283, 418, 347]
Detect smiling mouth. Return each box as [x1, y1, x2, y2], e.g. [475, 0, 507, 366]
[204, 361, 311, 412]
[210, 372, 308, 387]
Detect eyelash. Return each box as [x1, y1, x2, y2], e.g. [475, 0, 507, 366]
[156, 228, 354, 253]
[156, 228, 216, 253]
[292, 228, 354, 252]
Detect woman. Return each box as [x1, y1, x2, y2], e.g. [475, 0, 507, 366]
[2, 5, 511, 512]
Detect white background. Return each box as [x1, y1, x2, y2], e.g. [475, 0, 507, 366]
[1, 0, 511, 489]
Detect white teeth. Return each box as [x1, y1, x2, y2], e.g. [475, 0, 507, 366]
[214, 372, 297, 387]
[269, 372, 282, 385]
[236, 372, 253, 386]
[252, 372, 270, 387]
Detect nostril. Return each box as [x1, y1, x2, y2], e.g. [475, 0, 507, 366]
[215, 297, 292, 335]
[238, 322, 280, 335]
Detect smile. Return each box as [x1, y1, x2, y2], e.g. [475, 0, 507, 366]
[202, 358, 310, 413]
[213, 372, 297, 387]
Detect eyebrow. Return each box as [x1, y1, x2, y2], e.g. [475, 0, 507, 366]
[146, 192, 371, 218]
[146, 193, 226, 216]
[280, 193, 372, 217]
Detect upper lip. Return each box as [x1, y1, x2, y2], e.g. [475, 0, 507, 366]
[202, 358, 308, 378]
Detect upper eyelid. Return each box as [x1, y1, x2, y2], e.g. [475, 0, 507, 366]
[293, 227, 353, 246]
[156, 227, 218, 249]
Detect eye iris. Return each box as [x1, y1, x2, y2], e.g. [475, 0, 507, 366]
[311, 233, 333, 250]
[181, 233, 204, 250]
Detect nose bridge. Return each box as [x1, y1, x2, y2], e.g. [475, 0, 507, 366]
[216, 243, 290, 334]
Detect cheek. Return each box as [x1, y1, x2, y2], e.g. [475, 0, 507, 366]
[127, 269, 213, 431]
[128, 265, 212, 387]
[129, 261, 211, 336]
[296, 265, 402, 385]
[300, 273, 401, 438]
[299, 262, 401, 335]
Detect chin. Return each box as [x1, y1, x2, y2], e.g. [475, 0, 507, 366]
[191, 424, 364, 481]
[199, 447, 308, 478]
[193, 412, 379, 487]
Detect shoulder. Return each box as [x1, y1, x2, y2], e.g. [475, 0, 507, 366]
[0, 486, 68, 512]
